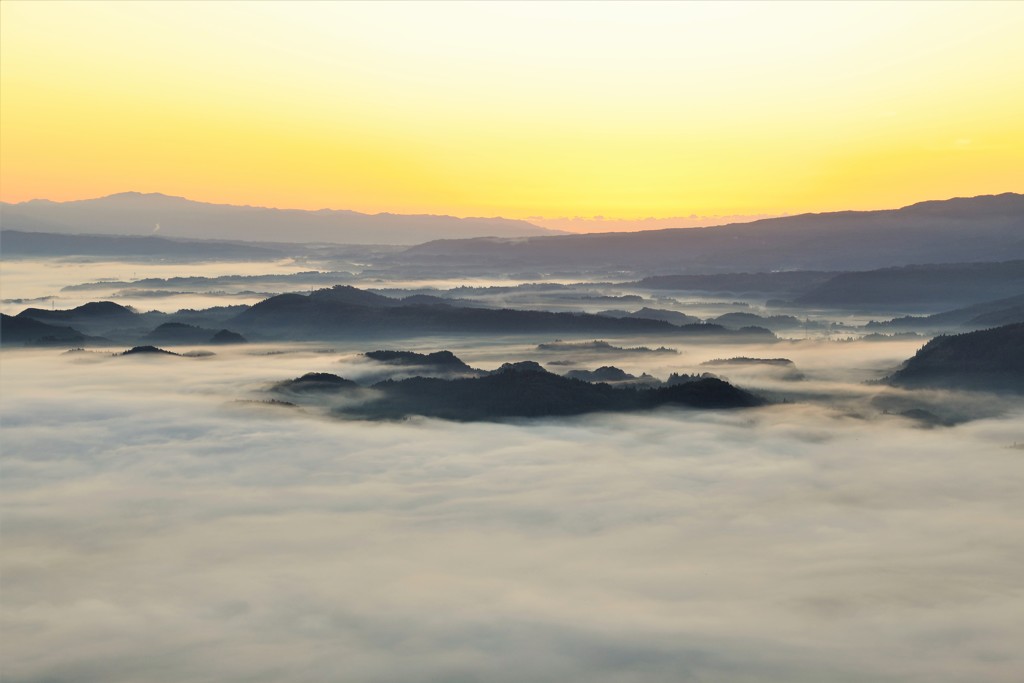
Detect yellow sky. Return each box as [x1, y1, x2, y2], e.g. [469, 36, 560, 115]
[1, 1, 1022, 221]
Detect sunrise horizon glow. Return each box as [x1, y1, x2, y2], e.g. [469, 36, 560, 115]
[2, 1, 1023, 225]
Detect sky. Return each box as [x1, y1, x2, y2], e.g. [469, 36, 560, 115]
[1, 1, 1022, 224]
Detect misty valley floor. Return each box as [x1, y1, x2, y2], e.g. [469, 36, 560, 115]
[2, 343, 1023, 683]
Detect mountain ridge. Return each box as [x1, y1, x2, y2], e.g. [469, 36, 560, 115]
[0, 192, 563, 245]
[404, 193, 1024, 273]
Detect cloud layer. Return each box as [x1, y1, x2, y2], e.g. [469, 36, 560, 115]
[2, 343, 1023, 682]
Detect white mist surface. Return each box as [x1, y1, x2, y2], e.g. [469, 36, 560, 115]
[2, 346, 1023, 682]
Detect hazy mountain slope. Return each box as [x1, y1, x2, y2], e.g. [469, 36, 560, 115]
[866, 294, 1024, 331]
[15, 301, 154, 339]
[0, 229, 284, 260]
[0, 192, 559, 245]
[885, 323, 1024, 392]
[795, 261, 1024, 309]
[405, 194, 1024, 273]
[229, 286, 777, 341]
[634, 271, 839, 294]
[0, 313, 99, 345]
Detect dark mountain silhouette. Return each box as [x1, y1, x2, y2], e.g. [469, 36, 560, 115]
[229, 286, 777, 341]
[62, 271, 355, 293]
[563, 366, 662, 387]
[144, 322, 217, 345]
[142, 322, 248, 345]
[209, 329, 248, 344]
[701, 357, 796, 366]
[16, 301, 136, 323]
[15, 301, 146, 338]
[866, 294, 1024, 332]
[535, 340, 679, 354]
[0, 192, 559, 245]
[665, 372, 722, 386]
[597, 307, 701, 326]
[120, 345, 179, 356]
[325, 361, 762, 421]
[885, 323, 1024, 392]
[405, 194, 1024, 273]
[364, 350, 476, 373]
[710, 312, 803, 330]
[0, 229, 283, 260]
[794, 261, 1024, 309]
[0, 313, 105, 346]
[564, 366, 636, 382]
[272, 372, 360, 394]
[701, 356, 804, 379]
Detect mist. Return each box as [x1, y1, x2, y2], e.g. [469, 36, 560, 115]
[3, 343, 1022, 683]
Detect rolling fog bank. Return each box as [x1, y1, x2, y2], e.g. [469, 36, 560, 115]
[2, 342, 1022, 682]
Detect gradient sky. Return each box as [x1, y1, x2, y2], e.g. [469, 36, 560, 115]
[1, 1, 1022, 223]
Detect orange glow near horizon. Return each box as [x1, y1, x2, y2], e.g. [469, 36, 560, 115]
[2, 1, 1022, 223]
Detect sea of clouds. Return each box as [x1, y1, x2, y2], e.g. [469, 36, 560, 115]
[2, 341, 1022, 682]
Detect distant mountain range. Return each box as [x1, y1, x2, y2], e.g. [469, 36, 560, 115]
[404, 193, 1024, 273]
[0, 192, 560, 245]
[0, 229, 286, 260]
[228, 286, 776, 341]
[1, 286, 777, 346]
[3, 193, 1021, 272]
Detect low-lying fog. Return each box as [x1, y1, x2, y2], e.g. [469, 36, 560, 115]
[0, 258, 317, 314]
[3, 337, 1022, 683]
[1, 258, 627, 315]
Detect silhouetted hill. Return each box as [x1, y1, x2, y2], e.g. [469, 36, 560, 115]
[565, 366, 636, 382]
[16, 301, 145, 338]
[885, 323, 1024, 392]
[364, 350, 476, 372]
[0, 229, 283, 260]
[17, 301, 136, 323]
[1, 192, 559, 245]
[405, 194, 1024, 273]
[120, 345, 179, 356]
[794, 261, 1024, 309]
[563, 366, 661, 387]
[700, 356, 804, 379]
[597, 307, 700, 325]
[272, 372, 360, 394]
[534, 340, 679, 354]
[139, 322, 248, 345]
[710, 312, 803, 330]
[230, 286, 777, 341]
[144, 322, 216, 345]
[331, 362, 762, 421]
[0, 313, 104, 346]
[208, 329, 248, 344]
